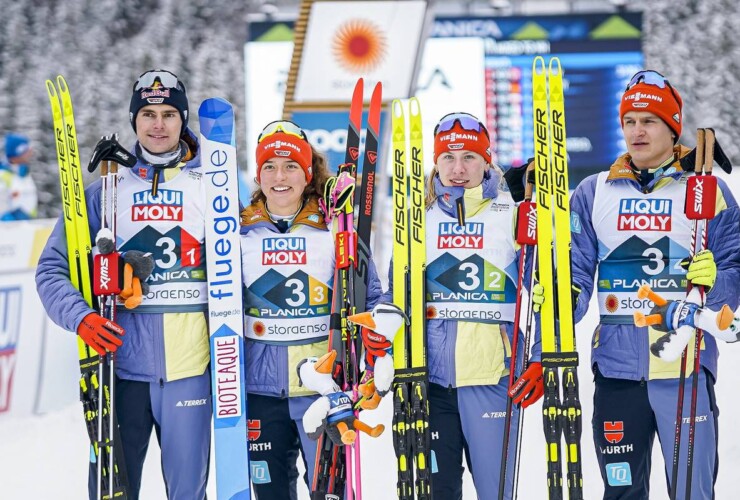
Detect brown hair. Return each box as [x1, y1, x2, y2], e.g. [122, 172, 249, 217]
[250, 148, 332, 206]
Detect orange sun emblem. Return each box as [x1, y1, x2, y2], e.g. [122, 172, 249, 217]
[332, 19, 387, 73]
[253, 321, 266, 337]
[605, 294, 619, 313]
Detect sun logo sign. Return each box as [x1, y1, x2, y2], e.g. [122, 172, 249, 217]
[332, 19, 388, 73]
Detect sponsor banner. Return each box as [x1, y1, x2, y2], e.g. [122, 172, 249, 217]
[0, 231, 79, 417]
[295, 1, 427, 101]
[617, 198, 672, 232]
[289, 109, 389, 176]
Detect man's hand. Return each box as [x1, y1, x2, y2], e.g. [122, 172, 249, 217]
[77, 313, 124, 356]
[683, 250, 716, 289]
[508, 362, 544, 409]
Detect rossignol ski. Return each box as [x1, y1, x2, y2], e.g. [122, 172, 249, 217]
[311, 78, 382, 500]
[199, 98, 251, 499]
[46, 76, 129, 499]
[532, 56, 583, 500]
[669, 128, 717, 500]
[391, 97, 431, 500]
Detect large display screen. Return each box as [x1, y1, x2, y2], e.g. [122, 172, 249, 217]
[246, 12, 643, 186]
[432, 13, 643, 184]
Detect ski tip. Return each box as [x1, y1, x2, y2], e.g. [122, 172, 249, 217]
[45, 80, 57, 98]
[409, 97, 421, 118]
[198, 97, 233, 118]
[56, 75, 68, 93]
[533, 56, 546, 74]
[392, 99, 404, 119]
[548, 57, 562, 76]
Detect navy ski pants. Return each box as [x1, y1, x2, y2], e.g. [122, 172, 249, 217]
[592, 366, 718, 500]
[247, 392, 319, 500]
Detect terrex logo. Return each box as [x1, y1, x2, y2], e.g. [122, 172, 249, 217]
[438, 222, 483, 249]
[262, 237, 307, 265]
[132, 189, 183, 221]
[617, 199, 671, 231]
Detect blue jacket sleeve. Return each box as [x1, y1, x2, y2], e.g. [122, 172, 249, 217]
[569, 175, 600, 323]
[365, 256, 383, 311]
[35, 180, 103, 332]
[704, 178, 740, 311]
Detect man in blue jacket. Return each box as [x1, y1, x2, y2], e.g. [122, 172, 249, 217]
[565, 71, 740, 499]
[36, 70, 211, 500]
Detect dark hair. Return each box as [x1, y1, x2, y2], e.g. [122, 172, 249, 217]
[250, 148, 332, 206]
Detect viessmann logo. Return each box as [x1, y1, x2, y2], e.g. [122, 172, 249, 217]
[132, 189, 184, 221]
[617, 198, 671, 231]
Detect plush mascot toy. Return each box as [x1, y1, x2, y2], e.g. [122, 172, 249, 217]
[298, 350, 384, 445]
[348, 302, 408, 410]
[634, 284, 739, 361]
[94, 228, 154, 309]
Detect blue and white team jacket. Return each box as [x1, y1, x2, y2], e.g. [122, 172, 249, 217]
[36, 130, 211, 383]
[571, 146, 740, 381]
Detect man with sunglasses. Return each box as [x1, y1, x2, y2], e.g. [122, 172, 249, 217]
[559, 70, 740, 498]
[36, 70, 211, 499]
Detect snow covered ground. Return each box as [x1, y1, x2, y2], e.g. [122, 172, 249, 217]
[3, 297, 740, 499]
[3, 173, 740, 499]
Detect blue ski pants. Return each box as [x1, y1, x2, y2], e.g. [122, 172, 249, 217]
[87, 371, 212, 500]
[429, 382, 520, 500]
[592, 366, 718, 500]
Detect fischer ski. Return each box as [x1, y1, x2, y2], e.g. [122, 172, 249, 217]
[46, 76, 129, 499]
[391, 97, 431, 500]
[199, 98, 251, 499]
[532, 56, 583, 500]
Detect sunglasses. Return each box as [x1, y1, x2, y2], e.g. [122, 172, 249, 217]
[134, 70, 185, 92]
[434, 112, 489, 138]
[625, 70, 680, 102]
[257, 120, 308, 143]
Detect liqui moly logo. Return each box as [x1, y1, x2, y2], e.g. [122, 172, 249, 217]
[0, 287, 21, 413]
[438, 222, 484, 249]
[262, 237, 307, 265]
[132, 189, 184, 221]
[617, 199, 672, 231]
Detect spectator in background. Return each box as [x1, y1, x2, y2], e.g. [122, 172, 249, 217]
[0, 133, 38, 220]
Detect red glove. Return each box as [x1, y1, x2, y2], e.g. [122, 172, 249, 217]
[77, 313, 125, 356]
[508, 362, 544, 409]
